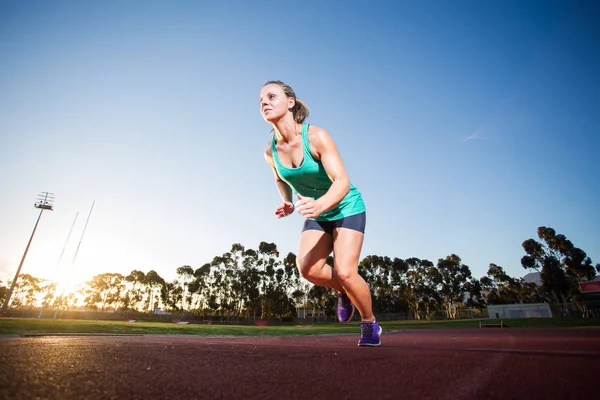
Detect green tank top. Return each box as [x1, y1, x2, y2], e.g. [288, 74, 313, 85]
[271, 123, 366, 221]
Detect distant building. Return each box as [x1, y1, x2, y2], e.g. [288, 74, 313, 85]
[296, 305, 326, 320]
[487, 303, 552, 319]
[153, 307, 171, 315]
[580, 281, 600, 304]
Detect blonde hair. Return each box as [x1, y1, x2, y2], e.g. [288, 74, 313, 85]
[263, 80, 309, 123]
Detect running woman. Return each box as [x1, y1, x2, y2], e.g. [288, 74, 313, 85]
[260, 80, 381, 346]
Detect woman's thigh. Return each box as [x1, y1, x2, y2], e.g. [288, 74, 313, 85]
[296, 228, 333, 274]
[332, 227, 364, 278]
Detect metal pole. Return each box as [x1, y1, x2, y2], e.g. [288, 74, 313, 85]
[39, 211, 79, 319]
[70, 201, 95, 268]
[54, 201, 94, 319]
[2, 192, 53, 313]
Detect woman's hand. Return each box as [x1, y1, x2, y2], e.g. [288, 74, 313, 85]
[275, 201, 295, 218]
[294, 194, 324, 219]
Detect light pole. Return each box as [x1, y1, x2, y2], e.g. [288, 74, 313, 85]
[1, 192, 54, 313]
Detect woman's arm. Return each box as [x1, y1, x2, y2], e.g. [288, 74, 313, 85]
[264, 144, 295, 217]
[295, 126, 350, 218]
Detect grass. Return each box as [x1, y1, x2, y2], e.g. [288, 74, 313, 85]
[1, 316, 599, 336]
[0, 318, 359, 336]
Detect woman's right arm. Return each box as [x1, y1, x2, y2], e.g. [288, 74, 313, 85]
[264, 145, 295, 217]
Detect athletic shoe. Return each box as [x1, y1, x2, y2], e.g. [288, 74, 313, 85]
[337, 292, 355, 322]
[358, 320, 382, 347]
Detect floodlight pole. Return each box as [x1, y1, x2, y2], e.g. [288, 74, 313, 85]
[1, 192, 54, 313]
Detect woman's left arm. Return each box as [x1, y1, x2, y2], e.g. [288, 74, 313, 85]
[295, 126, 350, 218]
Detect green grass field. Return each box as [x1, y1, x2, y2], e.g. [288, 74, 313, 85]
[1, 317, 598, 336]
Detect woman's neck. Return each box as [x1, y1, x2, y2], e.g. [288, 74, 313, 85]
[272, 117, 300, 143]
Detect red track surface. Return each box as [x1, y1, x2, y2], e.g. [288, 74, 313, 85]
[1, 328, 599, 399]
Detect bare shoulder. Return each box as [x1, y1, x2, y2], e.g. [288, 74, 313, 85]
[264, 140, 273, 158]
[307, 124, 336, 153]
[307, 124, 330, 139]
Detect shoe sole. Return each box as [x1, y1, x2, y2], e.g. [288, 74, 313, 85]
[357, 325, 383, 347]
[339, 304, 355, 323]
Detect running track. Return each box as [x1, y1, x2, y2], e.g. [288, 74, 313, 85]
[1, 328, 599, 399]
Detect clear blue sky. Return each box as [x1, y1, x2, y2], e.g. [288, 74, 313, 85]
[1, 0, 598, 289]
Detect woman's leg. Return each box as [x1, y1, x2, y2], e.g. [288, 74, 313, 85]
[296, 229, 343, 292]
[332, 227, 375, 321]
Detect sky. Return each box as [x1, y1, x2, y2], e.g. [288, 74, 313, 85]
[1, 0, 599, 291]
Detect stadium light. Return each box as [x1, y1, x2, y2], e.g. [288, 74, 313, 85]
[1, 192, 54, 313]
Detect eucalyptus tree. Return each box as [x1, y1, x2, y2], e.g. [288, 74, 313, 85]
[0, 283, 8, 308]
[435, 255, 472, 319]
[60, 292, 78, 310]
[308, 284, 335, 320]
[358, 255, 380, 291]
[176, 265, 194, 311]
[483, 264, 520, 304]
[257, 241, 280, 318]
[39, 280, 58, 310]
[481, 263, 543, 305]
[83, 273, 126, 312]
[381, 257, 411, 314]
[9, 274, 44, 309]
[281, 252, 305, 317]
[358, 255, 405, 314]
[463, 278, 485, 310]
[188, 263, 210, 314]
[281, 252, 302, 300]
[240, 248, 261, 317]
[125, 270, 146, 311]
[161, 280, 183, 311]
[209, 253, 237, 317]
[522, 226, 597, 304]
[404, 258, 437, 319]
[228, 243, 246, 317]
[143, 270, 166, 311]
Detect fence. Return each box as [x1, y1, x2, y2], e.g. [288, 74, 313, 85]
[3, 301, 600, 323]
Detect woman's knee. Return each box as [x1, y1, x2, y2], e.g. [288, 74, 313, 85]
[334, 264, 359, 284]
[296, 256, 324, 280]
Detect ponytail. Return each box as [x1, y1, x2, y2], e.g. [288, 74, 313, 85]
[293, 98, 309, 123]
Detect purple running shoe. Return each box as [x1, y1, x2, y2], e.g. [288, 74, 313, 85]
[358, 321, 382, 347]
[337, 292, 355, 322]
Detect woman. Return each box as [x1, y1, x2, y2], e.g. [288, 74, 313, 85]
[260, 80, 381, 346]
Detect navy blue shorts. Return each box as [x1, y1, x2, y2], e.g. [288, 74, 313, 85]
[302, 212, 366, 235]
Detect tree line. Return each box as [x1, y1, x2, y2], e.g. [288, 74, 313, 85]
[1, 226, 598, 320]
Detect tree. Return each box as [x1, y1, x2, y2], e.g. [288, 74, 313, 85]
[404, 258, 437, 319]
[144, 270, 166, 311]
[239, 248, 261, 318]
[125, 270, 146, 311]
[522, 226, 597, 304]
[38, 280, 58, 310]
[161, 280, 183, 311]
[176, 265, 194, 311]
[209, 252, 237, 318]
[83, 273, 126, 312]
[435, 255, 472, 319]
[188, 263, 211, 314]
[480, 264, 541, 305]
[257, 242, 280, 318]
[464, 279, 485, 310]
[359, 255, 397, 314]
[281, 252, 302, 302]
[8, 274, 43, 309]
[307, 284, 335, 320]
[0, 283, 8, 308]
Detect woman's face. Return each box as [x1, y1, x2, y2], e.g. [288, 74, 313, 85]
[259, 84, 294, 123]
